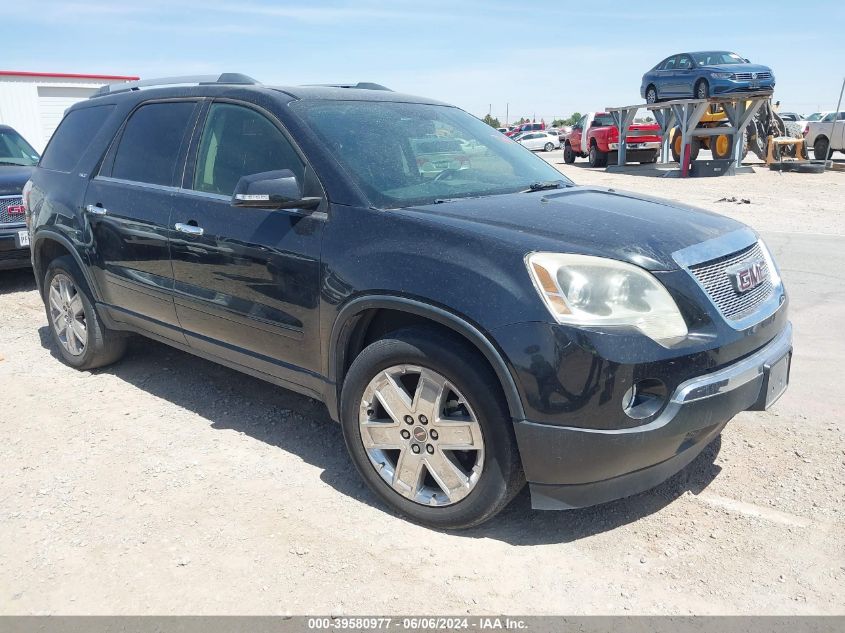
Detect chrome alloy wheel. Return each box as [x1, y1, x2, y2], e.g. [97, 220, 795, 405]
[359, 364, 485, 507]
[48, 273, 87, 356]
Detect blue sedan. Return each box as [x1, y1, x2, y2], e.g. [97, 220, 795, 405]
[640, 51, 775, 103]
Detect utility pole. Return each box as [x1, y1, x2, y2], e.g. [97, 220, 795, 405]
[506, 103, 509, 126]
[828, 77, 844, 169]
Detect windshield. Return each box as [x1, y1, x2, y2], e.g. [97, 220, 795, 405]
[806, 112, 825, 121]
[0, 128, 40, 166]
[691, 51, 746, 66]
[291, 100, 572, 209]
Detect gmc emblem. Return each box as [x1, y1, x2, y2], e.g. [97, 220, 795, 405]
[728, 259, 767, 293]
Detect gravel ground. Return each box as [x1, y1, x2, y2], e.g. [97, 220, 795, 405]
[1, 156, 843, 615]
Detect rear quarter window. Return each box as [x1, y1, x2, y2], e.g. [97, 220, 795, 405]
[39, 105, 115, 172]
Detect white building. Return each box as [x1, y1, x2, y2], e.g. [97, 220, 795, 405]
[0, 70, 138, 153]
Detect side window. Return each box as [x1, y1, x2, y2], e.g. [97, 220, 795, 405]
[40, 105, 115, 172]
[677, 55, 692, 69]
[111, 102, 196, 186]
[662, 56, 677, 70]
[192, 103, 305, 197]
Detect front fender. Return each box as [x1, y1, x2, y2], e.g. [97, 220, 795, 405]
[326, 294, 526, 423]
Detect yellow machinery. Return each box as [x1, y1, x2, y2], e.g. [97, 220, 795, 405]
[669, 99, 805, 163]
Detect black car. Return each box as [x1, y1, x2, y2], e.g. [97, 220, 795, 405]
[0, 124, 39, 269]
[25, 74, 792, 529]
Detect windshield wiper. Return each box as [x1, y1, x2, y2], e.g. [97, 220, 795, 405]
[522, 181, 567, 193]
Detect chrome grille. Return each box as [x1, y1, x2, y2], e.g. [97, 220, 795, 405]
[689, 242, 774, 321]
[734, 71, 772, 80]
[1, 195, 25, 225]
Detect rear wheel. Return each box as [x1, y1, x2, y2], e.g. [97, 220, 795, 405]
[646, 85, 658, 104]
[588, 143, 608, 167]
[814, 136, 832, 160]
[43, 256, 127, 370]
[340, 328, 524, 529]
[563, 143, 576, 163]
[544, 142, 554, 152]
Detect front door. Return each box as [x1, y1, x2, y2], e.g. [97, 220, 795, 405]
[85, 100, 200, 343]
[169, 101, 324, 393]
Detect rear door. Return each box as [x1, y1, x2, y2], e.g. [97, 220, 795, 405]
[85, 99, 201, 343]
[168, 100, 325, 390]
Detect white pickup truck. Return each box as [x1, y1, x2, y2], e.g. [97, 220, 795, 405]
[803, 111, 845, 159]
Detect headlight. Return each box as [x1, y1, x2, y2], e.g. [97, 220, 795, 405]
[711, 72, 734, 79]
[526, 253, 688, 344]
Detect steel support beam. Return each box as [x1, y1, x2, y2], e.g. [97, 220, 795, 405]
[722, 98, 767, 168]
[609, 107, 638, 166]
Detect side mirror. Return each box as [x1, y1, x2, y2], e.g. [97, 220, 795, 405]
[231, 169, 321, 211]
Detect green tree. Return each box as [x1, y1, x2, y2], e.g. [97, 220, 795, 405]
[562, 112, 582, 126]
[482, 113, 501, 128]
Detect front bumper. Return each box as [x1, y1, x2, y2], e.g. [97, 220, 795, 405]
[514, 322, 792, 510]
[711, 78, 775, 95]
[0, 226, 31, 270]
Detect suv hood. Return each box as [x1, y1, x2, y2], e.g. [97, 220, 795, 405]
[0, 166, 32, 196]
[703, 63, 771, 74]
[403, 186, 746, 271]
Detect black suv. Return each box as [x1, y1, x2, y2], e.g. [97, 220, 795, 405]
[1, 124, 40, 269]
[25, 74, 792, 529]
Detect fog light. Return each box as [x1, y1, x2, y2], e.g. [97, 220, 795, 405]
[623, 378, 667, 420]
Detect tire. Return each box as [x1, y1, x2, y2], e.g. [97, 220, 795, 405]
[43, 255, 127, 370]
[695, 79, 709, 100]
[814, 136, 832, 160]
[563, 143, 576, 163]
[543, 142, 554, 152]
[588, 143, 608, 168]
[340, 327, 524, 530]
[711, 130, 733, 160]
[646, 85, 658, 104]
[670, 128, 700, 163]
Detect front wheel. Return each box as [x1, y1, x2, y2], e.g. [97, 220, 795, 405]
[544, 142, 554, 152]
[340, 328, 524, 529]
[563, 144, 576, 163]
[695, 80, 709, 100]
[43, 255, 127, 370]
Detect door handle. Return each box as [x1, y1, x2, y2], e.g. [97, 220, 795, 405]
[85, 204, 107, 216]
[175, 222, 204, 236]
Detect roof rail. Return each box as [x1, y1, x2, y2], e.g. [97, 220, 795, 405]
[306, 82, 393, 91]
[91, 73, 261, 98]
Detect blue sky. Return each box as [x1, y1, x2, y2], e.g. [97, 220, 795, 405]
[6, 0, 845, 122]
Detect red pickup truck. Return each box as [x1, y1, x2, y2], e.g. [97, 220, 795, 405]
[563, 112, 661, 167]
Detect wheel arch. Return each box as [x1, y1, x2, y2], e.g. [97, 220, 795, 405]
[328, 295, 526, 423]
[31, 231, 98, 300]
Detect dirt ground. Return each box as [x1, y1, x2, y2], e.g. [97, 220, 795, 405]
[1, 155, 843, 615]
